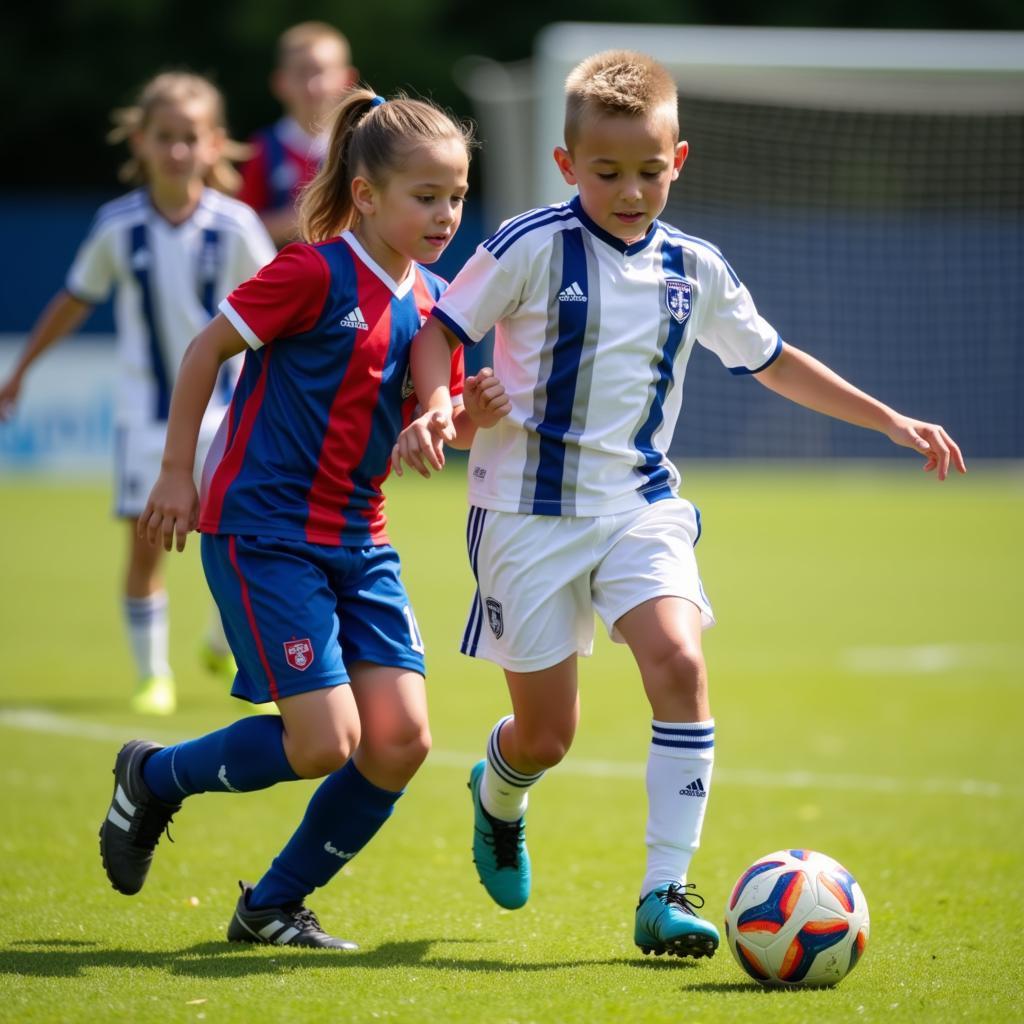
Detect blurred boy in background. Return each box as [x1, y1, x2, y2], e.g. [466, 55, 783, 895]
[238, 22, 358, 245]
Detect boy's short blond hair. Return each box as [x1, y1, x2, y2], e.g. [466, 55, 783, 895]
[564, 50, 678, 148]
[277, 21, 351, 67]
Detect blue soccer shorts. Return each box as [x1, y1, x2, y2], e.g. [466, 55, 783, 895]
[201, 533, 426, 704]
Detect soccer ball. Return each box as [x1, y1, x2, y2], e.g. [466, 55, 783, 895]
[724, 849, 869, 986]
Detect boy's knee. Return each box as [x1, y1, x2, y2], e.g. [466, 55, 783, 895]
[518, 732, 570, 771]
[650, 642, 706, 688]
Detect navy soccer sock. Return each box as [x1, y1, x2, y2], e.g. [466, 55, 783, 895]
[249, 759, 401, 909]
[142, 716, 298, 803]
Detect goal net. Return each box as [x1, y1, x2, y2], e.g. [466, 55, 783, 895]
[461, 26, 1024, 459]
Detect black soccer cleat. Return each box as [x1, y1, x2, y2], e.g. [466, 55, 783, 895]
[99, 739, 180, 895]
[226, 881, 358, 950]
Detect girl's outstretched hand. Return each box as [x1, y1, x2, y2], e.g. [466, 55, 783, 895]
[464, 367, 511, 428]
[886, 416, 966, 481]
[138, 469, 199, 551]
[392, 409, 454, 478]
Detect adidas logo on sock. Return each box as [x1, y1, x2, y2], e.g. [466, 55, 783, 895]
[679, 778, 706, 798]
[558, 281, 587, 302]
[340, 306, 369, 330]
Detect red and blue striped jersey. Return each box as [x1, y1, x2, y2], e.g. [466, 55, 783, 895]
[200, 230, 463, 547]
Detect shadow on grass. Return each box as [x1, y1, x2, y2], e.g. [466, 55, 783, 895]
[2, 937, 637, 979]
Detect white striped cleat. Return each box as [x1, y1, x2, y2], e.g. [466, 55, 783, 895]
[99, 739, 180, 895]
[227, 881, 358, 950]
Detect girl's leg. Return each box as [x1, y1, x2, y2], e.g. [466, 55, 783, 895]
[471, 655, 579, 909]
[616, 595, 719, 956]
[123, 522, 174, 713]
[249, 666, 426, 910]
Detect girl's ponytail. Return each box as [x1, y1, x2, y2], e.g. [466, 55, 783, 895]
[297, 88, 475, 243]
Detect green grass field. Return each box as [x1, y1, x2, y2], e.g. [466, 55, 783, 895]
[1, 464, 1021, 1023]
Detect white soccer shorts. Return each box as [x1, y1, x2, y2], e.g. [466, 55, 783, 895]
[113, 417, 220, 518]
[460, 498, 715, 672]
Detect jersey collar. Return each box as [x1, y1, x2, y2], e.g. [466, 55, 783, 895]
[341, 230, 415, 298]
[569, 195, 658, 257]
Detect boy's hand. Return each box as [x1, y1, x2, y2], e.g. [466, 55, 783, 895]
[464, 367, 511, 428]
[887, 416, 966, 481]
[138, 469, 199, 552]
[392, 410, 454, 478]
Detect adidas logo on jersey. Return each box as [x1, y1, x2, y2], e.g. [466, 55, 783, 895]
[558, 281, 587, 302]
[340, 306, 369, 330]
[679, 778, 706, 798]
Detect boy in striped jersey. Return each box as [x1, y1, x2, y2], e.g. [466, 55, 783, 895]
[398, 49, 965, 958]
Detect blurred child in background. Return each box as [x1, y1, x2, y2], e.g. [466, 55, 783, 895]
[238, 21, 358, 245]
[0, 72, 276, 715]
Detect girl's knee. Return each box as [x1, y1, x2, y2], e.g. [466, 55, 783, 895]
[286, 728, 359, 779]
[364, 722, 432, 773]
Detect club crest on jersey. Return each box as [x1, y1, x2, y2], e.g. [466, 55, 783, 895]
[485, 597, 504, 639]
[283, 638, 314, 671]
[666, 279, 692, 325]
[401, 365, 416, 399]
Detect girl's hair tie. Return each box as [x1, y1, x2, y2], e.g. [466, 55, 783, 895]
[369, 95, 386, 108]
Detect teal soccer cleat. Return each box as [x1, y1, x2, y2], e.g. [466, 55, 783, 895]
[634, 882, 719, 959]
[468, 759, 530, 909]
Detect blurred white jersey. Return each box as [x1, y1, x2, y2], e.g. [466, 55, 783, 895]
[66, 187, 276, 429]
[433, 195, 783, 517]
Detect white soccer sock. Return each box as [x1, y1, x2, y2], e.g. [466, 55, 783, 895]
[124, 590, 171, 680]
[480, 715, 544, 822]
[205, 603, 231, 656]
[641, 718, 715, 899]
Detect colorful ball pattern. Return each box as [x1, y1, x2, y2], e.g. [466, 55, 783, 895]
[724, 849, 870, 986]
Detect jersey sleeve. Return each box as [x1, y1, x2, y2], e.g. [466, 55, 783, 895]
[65, 215, 117, 304]
[696, 252, 783, 375]
[226, 205, 277, 286]
[237, 138, 270, 212]
[430, 242, 527, 347]
[219, 243, 329, 349]
[448, 345, 465, 405]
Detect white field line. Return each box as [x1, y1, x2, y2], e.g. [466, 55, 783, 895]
[1, 707, 1016, 800]
[839, 643, 1023, 675]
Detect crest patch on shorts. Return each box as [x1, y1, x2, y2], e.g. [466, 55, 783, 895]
[283, 637, 314, 671]
[665, 278, 692, 325]
[485, 597, 504, 639]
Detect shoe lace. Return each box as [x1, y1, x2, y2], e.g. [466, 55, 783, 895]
[284, 904, 323, 934]
[135, 803, 177, 850]
[484, 817, 524, 870]
[659, 882, 705, 915]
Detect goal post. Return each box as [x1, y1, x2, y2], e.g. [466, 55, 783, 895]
[459, 25, 1024, 458]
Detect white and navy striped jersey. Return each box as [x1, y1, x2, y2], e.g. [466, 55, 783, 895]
[66, 188, 276, 428]
[432, 195, 783, 517]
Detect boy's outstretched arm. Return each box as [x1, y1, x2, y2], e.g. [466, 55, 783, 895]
[138, 315, 246, 552]
[756, 344, 966, 480]
[394, 318, 461, 477]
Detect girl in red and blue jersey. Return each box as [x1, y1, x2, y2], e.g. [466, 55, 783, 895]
[99, 88, 509, 949]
